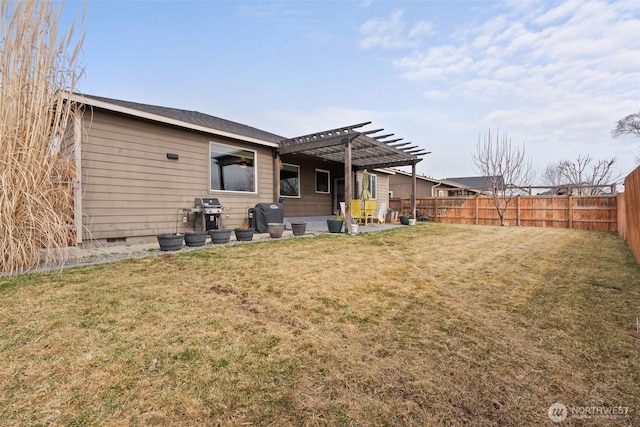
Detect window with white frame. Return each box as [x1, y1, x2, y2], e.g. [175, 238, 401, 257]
[280, 163, 300, 197]
[315, 169, 330, 194]
[210, 142, 256, 192]
[367, 173, 378, 199]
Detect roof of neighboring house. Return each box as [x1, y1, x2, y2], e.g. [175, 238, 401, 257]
[73, 93, 284, 147]
[443, 176, 504, 190]
[389, 169, 481, 190]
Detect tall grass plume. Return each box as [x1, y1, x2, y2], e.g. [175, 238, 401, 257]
[0, 0, 84, 274]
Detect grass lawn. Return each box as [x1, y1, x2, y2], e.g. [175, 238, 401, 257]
[1, 223, 638, 426]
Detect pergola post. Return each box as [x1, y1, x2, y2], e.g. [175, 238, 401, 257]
[343, 137, 352, 234]
[411, 162, 417, 219]
[273, 150, 280, 202]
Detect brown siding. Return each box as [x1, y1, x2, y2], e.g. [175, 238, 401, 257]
[279, 155, 342, 216]
[389, 173, 435, 198]
[81, 109, 276, 240]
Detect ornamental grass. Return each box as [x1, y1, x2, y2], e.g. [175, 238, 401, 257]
[0, 0, 83, 274]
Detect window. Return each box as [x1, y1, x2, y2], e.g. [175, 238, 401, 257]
[315, 169, 330, 193]
[358, 172, 377, 199]
[280, 163, 299, 197]
[210, 142, 256, 192]
[367, 173, 377, 199]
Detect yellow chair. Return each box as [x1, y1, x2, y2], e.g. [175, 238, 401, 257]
[364, 200, 376, 225]
[351, 199, 364, 224]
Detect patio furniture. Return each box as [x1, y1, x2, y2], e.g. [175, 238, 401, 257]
[351, 199, 365, 224]
[364, 200, 376, 226]
[373, 202, 387, 224]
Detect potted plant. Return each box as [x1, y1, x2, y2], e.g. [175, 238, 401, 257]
[326, 215, 344, 233]
[209, 228, 232, 244]
[399, 215, 410, 225]
[291, 222, 306, 236]
[157, 233, 184, 251]
[234, 222, 254, 242]
[267, 222, 285, 238]
[184, 230, 208, 247]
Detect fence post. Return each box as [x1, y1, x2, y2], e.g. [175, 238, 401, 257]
[568, 196, 573, 229]
[517, 196, 521, 226]
[475, 196, 478, 225]
[434, 195, 438, 222]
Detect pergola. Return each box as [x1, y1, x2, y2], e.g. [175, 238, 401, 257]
[276, 122, 430, 232]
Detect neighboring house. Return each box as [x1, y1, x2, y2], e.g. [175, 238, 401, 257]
[444, 176, 504, 194]
[388, 169, 483, 198]
[64, 94, 426, 243]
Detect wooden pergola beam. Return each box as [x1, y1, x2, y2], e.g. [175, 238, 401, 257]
[373, 133, 394, 140]
[279, 133, 358, 155]
[388, 141, 411, 148]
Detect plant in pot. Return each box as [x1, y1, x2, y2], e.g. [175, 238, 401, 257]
[267, 222, 285, 238]
[184, 230, 208, 247]
[326, 214, 344, 233]
[291, 221, 306, 236]
[234, 222, 254, 242]
[399, 214, 410, 225]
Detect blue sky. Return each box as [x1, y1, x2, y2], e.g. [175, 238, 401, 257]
[60, 0, 640, 182]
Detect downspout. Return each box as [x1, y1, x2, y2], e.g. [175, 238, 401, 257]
[431, 181, 442, 198]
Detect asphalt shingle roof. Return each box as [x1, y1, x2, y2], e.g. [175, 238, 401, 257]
[80, 94, 285, 144]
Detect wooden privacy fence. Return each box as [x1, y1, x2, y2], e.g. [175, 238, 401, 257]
[617, 166, 640, 263]
[390, 195, 618, 232]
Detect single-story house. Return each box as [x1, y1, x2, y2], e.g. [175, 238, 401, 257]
[63, 94, 428, 243]
[388, 169, 483, 198]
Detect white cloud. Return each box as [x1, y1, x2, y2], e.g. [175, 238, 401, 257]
[359, 0, 640, 177]
[359, 9, 433, 50]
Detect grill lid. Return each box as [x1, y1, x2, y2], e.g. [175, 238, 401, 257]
[195, 197, 222, 208]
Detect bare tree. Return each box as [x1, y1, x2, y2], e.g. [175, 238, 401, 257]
[612, 112, 640, 138]
[541, 155, 618, 195]
[612, 112, 640, 164]
[472, 130, 535, 226]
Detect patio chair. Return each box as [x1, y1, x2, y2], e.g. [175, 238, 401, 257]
[351, 199, 365, 224]
[374, 202, 387, 224]
[364, 200, 376, 225]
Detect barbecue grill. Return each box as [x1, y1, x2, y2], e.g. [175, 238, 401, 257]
[193, 197, 224, 231]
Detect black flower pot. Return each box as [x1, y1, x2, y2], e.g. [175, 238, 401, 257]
[291, 222, 306, 236]
[209, 229, 232, 244]
[157, 233, 184, 251]
[399, 215, 410, 225]
[326, 220, 343, 233]
[234, 228, 254, 242]
[184, 231, 208, 247]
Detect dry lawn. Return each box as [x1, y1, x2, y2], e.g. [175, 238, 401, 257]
[0, 224, 638, 426]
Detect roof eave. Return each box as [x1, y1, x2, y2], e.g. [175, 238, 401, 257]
[68, 93, 280, 148]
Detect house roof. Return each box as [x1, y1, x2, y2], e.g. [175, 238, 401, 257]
[279, 122, 428, 170]
[73, 93, 284, 147]
[444, 176, 504, 190]
[73, 94, 428, 169]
